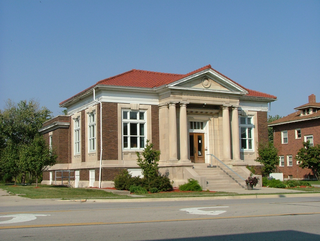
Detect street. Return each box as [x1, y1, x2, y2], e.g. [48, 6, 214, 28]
[1, 196, 320, 240]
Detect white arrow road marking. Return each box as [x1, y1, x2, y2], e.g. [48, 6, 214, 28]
[180, 206, 229, 216]
[0, 214, 50, 224]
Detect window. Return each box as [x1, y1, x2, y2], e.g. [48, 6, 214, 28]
[49, 134, 53, 151]
[88, 112, 96, 152]
[74, 117, 80, 155]
[281, 130, 288, 144]
[122, 110, 146, 149]
[304, 135, 314, 146]
[279, 156, 284, 167]
[287, 155, 293, 166]
[190, 121, 204, 130]
[240, 116, 253, 150]
[295, 129, 301, 139]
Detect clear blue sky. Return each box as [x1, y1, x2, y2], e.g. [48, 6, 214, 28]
[1, 0, 319, 118]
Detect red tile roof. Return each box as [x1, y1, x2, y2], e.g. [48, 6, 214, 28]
[60, 65, 276, 106]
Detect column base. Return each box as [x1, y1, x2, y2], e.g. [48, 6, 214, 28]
[178, 159, 191, 164]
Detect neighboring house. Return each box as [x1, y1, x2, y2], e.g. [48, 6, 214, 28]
[40, 65, 276, 188]
[269, 94, 320, 179]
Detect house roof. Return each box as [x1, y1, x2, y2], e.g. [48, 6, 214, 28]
[60, 65, 276, 106]
[269, 94, 320, 127]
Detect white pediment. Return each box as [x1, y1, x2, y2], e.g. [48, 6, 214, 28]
[167, 69, 248, 95]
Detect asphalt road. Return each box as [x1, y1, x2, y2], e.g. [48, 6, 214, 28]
[1, 195, 320, 240]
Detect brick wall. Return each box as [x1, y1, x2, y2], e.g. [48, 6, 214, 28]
[81, 110, 86, 162]
[102, 168, 126, 181]
[151, 105, 160, 150]
[273, 118, 320, 178]
[42, 116, 71, 164]
[257, 111, 268, 144]
[101, 102, 118, 160]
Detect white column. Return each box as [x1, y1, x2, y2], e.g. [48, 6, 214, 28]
[231, 107, 240, 160]
[159, 104, 169, 162]
[168, 102, 178, 161]
[179, 102, 189, 162]
[222, 106, 231, 160]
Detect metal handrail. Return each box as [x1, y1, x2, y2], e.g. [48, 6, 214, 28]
[207, 154, 245, 181]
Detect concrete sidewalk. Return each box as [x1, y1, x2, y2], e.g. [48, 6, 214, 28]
[1, 186, 320, 206]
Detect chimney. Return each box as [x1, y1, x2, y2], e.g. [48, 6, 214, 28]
[309, 94, 316, 103]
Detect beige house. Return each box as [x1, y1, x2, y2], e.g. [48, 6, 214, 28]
[40, 65, 276, 189]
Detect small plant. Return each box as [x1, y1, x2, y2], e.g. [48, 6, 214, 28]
[179, 178, 202, 191]
[129, 185, 148, 194]
[245, 176, 259, 187]
[149, 187, 159, 193]
[114, 169, 132, 190]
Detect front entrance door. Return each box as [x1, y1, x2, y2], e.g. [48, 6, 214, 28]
[189, 133, 205, 163]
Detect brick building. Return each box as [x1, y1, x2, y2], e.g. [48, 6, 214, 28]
[269, 94, 320, 179]
[40, 65, 276, 188]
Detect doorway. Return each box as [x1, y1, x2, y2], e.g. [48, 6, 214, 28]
[189, 133, 205, 163]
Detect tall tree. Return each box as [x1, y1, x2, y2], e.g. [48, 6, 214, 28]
[268, 115, 282, 143]
[0, 99, 52, 183]
[296, 142, 320, 180]
[255, 142, 279, 176]
[20, 136, 56, 187]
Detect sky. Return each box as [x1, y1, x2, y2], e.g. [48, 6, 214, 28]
[1, 0, 319, 118]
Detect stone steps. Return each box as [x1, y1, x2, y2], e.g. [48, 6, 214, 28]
[192, 163, 246, 190]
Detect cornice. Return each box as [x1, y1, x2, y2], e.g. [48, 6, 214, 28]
[268, 115, 320, 127]
[39, 121, 70, 134]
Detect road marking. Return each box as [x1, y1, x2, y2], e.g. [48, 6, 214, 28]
[180, 206, 228, 215]
[1, 212, 320, 230]
[0, 214, 50, 224]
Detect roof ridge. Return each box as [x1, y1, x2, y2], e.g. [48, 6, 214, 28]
[131, 69, 184, 76]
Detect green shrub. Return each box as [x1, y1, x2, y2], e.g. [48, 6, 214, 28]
[114, 170, 132, 190]
[179, 178, 202, 191]
[284, 180, 311, 187]
[129, 185, 148, 194]
[148, 175, 173, 192]
[267, 179, 286, 188]
[149, 187, 159, 193]
[262, 177, 269, 186]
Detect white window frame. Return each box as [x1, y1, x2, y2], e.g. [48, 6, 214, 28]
[279, 156, 285, 167]
[281, 130, 288, 144]
[287, 155, 293, 167]
[240, 116, 254, 151]
[88, 112, 96, 152]
[74, 117, 80, 155]
[49, 134, 53, 151]
[295, 129, 301, 139]
[304, 135, 314, 146]
[122, 109, 146, 150]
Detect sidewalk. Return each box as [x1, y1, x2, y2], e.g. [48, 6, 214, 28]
[1, 186, 320, 206]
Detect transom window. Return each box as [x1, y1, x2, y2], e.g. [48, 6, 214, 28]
[74, 117, 80, 155]
[240, 116, 254, 150]
[281, 130, 288, 144]
[122, 110, 146, 149]
[88, 112, 96, 152]
[189, 121, 204, 130]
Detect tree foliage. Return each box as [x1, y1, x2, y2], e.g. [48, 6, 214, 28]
[0, 99, 54, 184]
[136, 140, 160, 182]
[255, 142, 279, 176]
[296, 141, 320, 180]
[268, 115, 282, 143]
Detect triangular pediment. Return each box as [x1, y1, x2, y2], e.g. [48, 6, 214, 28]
[168, 69, 247, 95]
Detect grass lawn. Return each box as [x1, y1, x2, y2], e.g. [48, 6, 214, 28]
[309, 180, 320, 185]
[1, 184, 320, 200]
[0, 184, 126, 200]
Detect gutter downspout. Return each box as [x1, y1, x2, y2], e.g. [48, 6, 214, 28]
[93, 88, 103, 189]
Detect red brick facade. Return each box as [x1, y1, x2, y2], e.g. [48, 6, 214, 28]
[273, 119, 320, 179]
[257, 111, 268, 145]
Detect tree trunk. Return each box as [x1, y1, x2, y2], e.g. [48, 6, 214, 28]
[36, 176, 38, 187]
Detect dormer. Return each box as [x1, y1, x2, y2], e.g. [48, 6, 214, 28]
[295, 94, 320, 116]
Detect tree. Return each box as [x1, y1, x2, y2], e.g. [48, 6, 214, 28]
[20, 135, 57, 187]
[0, 99, 52, 183]
[136, 140, 160, 183]
[296, 142, 320, 180]
[255, 142, 279, 176]
[268, 115, 282, 142]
